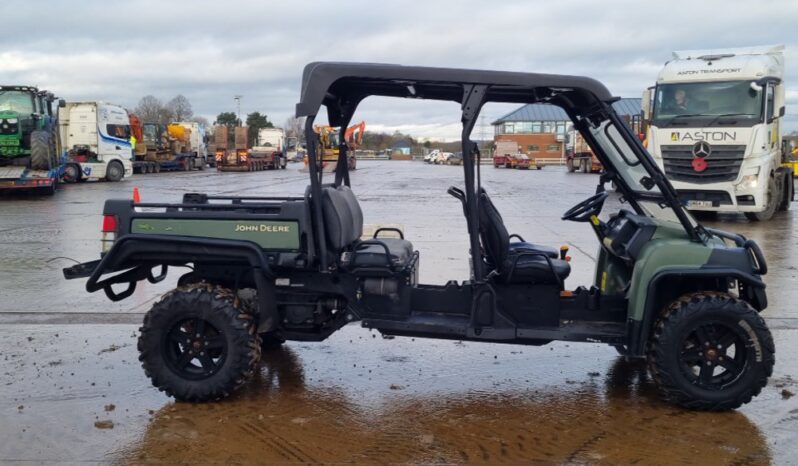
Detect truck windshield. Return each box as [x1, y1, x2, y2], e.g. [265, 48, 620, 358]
[0, 90, 34, 114]
[652, 81, 762, 127]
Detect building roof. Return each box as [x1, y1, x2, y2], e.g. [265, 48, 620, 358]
[492, 98, 641, 125]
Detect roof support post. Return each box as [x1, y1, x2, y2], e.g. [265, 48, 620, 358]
[460, 84, 489, 281]
[334, 114, 354, 188]
[305, 115, 329, 270]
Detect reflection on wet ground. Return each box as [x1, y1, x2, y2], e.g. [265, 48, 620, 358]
[1, 162, 797, 463]
[126, 346, 771, 465]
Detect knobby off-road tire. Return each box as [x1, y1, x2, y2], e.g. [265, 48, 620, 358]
[647, 292, 774, 410]
[30, 130, 53, 170]
[138, 283, 262, 402]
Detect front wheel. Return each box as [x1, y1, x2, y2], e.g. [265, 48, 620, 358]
[647, 292, 774, 410]
[138, 284, 262, 402]
[744, 176, 777, 221]
[105, 161, 124, 182]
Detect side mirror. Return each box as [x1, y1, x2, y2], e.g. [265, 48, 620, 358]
[59, 99, 66, 108]
[779, 107, 786, 117]
[641, 88, 652, 120]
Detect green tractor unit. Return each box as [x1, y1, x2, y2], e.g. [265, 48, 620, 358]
[0, 85, 65, 194]
[65, 63, 774, 410]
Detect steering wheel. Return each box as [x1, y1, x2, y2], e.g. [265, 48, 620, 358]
[562, 191, 609, 222]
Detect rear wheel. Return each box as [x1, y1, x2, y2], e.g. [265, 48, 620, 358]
[777, 173, 792, 211]
[154, 163, 161, 173]
[138, 283, 262, 402]
[30, 131, 53, 170]
[566, 158, 575, 173]
[105, 160, 124, 182]
[63, 163, 81, 183]
[647, 292, 774, 410]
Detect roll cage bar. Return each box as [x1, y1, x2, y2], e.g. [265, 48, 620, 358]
[295, 62, 701, 277]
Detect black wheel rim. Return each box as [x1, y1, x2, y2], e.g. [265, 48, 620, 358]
[679, 320, 748, 390]
[163, 317, 227, 380]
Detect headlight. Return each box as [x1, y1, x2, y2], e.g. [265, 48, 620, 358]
[737, 174, 759, 190]
[7, 118, 18, 124]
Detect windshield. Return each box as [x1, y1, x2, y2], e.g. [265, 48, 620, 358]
[0, 90, 34, 114]
[142, 124, 159, 143]
[652, 81, 763, 127]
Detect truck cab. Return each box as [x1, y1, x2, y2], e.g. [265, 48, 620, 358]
[60, 102, 134, 182]
[644, 45, 793, 220]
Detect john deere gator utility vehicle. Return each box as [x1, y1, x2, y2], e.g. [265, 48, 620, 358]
[64, 63, 774, 410]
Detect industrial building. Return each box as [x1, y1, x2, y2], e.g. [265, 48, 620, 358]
[491, 98, 641, 157]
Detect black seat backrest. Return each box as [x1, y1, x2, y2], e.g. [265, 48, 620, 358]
[478, 189, 510, 270]
[321, 185, 363, 252]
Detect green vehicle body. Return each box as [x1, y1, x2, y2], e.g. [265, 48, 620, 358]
[131, 218, 301, 250]
[0, 85, 60, 159]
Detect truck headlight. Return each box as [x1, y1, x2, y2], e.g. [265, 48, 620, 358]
[7, 118, 18, 124]
[737, 174, 759, 190]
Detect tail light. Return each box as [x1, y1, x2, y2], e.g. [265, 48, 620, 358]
[239, 150, 248, 162]
[101, 215, 118, 253]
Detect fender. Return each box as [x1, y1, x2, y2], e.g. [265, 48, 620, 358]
[628, 268, 766, 356]
[84, 234, 279, 332]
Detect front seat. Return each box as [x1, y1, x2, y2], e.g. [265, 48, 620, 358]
[478, 190, 570, 285]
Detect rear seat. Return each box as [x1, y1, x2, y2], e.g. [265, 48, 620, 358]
[320, 185, 414, 268]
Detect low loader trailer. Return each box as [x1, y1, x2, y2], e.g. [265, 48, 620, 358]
[66, 62, 774, 411]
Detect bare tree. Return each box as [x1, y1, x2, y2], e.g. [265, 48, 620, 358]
[167, 95, 193, 122]
[191, 116, 211, 132]
[134, 95, 164, 124]
[284, 116, 305, 141]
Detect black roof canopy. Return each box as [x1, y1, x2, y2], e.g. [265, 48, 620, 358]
[296, 62, 616, 126]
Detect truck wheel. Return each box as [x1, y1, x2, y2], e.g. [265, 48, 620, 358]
[777, 173, 792, 211]
[647, 292, 774, 410]
[198, 158, 206, 170]
[744, 176, 777, 221]
[30, 131, 53, 170]
[138, 284, 262, 402]
[566, 158, 575, 173]
[154, 163, 161, 173]
[63, 163, 81, 183]
[105, 161, 124, 182]
[585, 159, 593, 173]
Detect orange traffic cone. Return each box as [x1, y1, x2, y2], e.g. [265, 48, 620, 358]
[133, 187, 141, 203]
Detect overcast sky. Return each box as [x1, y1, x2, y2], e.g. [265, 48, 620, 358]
[2, 0, 796, 139]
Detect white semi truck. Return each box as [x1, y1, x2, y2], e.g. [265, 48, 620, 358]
[643, 45, 793, 221]
[59, 102, 133, 182]
[175, 121, 208, 167]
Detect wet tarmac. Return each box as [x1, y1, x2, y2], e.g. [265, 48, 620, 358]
[1, 161, 797, 464]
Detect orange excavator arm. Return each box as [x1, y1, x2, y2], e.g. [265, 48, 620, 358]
[344, 121, 366, 149]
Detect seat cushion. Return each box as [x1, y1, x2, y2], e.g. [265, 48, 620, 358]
[508, 242, 558, 259]
[353, 238, 414, 268]
[321, 185, 363, 251]
[503, 255, 571, 284]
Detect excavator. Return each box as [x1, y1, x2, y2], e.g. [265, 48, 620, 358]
[303, 121, 365, 172]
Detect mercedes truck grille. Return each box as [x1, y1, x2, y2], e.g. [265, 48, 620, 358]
[661, 145, 745, 183]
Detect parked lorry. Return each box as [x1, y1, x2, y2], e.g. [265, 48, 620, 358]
[175, 121, 208, 167]
[129, 116, 204, 173]
[565, 124, 602, 173]
[60, 102, 133, 183]
[215, 126, 286, 172]
[643, 45, 793, 221]
[0, 85, 64, 195]
[251, 127, 287, 170]
[492, 140, 518, 168]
